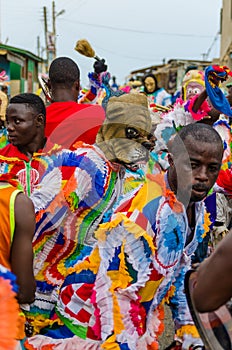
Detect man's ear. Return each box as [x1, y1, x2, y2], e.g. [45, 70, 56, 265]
[74, 81, 80, 91]
[35, 114, 44, 127]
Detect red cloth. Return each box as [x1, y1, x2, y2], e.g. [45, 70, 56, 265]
[216, 168, 232, 195]
[45, 102, 105, 149]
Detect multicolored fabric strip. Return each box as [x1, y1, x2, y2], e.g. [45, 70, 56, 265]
[205, 65, 232, 117]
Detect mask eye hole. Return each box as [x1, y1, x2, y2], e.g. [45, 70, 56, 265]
[126, 127, 140, 139]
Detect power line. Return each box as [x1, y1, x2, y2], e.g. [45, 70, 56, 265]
[62, 18, 214, 38]
[202, 31, 220, 60]
[92, 43, 163, 62]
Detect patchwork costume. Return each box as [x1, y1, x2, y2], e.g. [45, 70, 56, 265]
[0, 92, 156, 349]
[24, 173, 209, 349]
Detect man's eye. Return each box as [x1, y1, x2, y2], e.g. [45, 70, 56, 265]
[209, 166, 220, 173]
[191, 163, 198, 169]
[126, 127, 140, 139]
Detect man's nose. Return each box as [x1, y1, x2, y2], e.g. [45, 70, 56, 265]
[6, 122, 14, 131]
[196, 167, 208, 181]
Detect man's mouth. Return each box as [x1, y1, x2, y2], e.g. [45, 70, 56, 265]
[8, 135, 16, 141]
[192, 186, 208, 197]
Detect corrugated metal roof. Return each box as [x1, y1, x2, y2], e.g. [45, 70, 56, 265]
[0, 44, 42, 62]
[130, 59, 212, 76]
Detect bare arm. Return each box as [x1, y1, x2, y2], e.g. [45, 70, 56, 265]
[192, 230, 232, 312]
[193, 89, 220, 125]
[10, 192, 36, 304]
[192, 89, 208, 113]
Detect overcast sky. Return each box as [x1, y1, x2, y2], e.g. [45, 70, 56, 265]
[1, 0, 222, 86]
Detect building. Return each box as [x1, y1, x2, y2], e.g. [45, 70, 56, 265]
[129, 59, 212, 95]
[220, 0, 232, 84]
[0, 44, 43, 96]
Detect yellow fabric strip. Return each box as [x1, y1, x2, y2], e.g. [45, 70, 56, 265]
[9, 190, 22, 242]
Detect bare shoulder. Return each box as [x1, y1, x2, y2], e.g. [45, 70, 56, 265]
[15, 192, 34, 211]
[14, 192, 35, 225]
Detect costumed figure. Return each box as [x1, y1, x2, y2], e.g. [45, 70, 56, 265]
[1, 92, 154, 349]
[154, 69, 210, 154]
[141, 73, 172, 107]
[147, 66, 232, 344]
[153, 66, 232, 169]
[75, 39, 112, 106]
[23, 122, 223, 350]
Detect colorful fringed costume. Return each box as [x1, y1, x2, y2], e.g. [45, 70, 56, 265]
[154, 96, 211, 154]
[0, 264, 20, 350]
[0, 141, 125, 345]
[24, 173, 210, 349]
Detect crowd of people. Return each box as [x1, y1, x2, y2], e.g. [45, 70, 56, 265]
[0, 55, 232, 350]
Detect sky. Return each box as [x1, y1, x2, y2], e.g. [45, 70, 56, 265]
[0, 0, 222, 87]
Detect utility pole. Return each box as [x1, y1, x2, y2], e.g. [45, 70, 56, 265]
[52, 1, 56, 58]
[37, 36, 41, 57]
[52, 1, 65, 59]
[43, 6, 48, 68]
[42, 2, 65, 68]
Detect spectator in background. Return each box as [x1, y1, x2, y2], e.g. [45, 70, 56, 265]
[111, 75, 119, 91]
[45, 57, 105, 149]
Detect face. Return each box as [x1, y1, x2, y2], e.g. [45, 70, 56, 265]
[144, 77, 156, 94]
[170, 136, 222, 203]
[185, 82, 204, 101]
[102, 124, 154, 172]
[97, 103, 153, 172]
[116, 125, 154, 171]
[6, 104, 40, 147]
